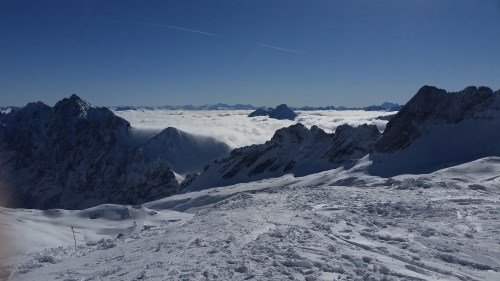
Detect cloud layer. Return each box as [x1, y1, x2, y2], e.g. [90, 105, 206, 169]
[114, 110, 395, 148]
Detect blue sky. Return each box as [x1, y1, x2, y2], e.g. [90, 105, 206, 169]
[1, 0, 499, 107]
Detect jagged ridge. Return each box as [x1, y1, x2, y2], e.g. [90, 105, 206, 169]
[187, 123, 380, 190]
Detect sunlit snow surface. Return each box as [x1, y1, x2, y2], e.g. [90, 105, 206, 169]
[113, 110, 395, 148]
[2, 157, 500, 280]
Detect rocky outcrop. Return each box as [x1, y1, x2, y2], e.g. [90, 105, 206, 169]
[324, 124, 381, 165]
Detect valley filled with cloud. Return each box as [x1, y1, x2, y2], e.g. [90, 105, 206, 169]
[114, 109, 395, 148]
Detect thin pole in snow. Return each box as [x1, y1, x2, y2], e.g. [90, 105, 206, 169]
[71, 226, 76, 247]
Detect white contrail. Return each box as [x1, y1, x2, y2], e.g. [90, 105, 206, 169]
[256, 43, 304, 55]
[111, 20, 219, 37]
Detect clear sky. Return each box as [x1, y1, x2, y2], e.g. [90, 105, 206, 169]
[1, 0, 499, 107]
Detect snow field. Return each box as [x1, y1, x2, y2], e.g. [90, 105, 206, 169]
[3, 157, 499, 280]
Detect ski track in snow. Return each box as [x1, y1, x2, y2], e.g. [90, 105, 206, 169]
[2, 157, 500, 281]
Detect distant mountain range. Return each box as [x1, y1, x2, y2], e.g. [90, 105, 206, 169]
[2, 102, 402, 113]
[109, 102, 403, 112]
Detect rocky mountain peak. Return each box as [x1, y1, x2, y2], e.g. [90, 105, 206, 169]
[54, 94, 91, 118]
[269, 104, 297, 120]
[248, 104, 297, 120]
[271, 123, 310, 143]
[140, 127, 231, 174]
[158, 127, 183, 138]
[13, 102, 52, 120]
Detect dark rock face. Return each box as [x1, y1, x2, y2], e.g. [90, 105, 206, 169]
[248, 104, 297, 120]
[269, 104, 297, 120]
[324, 124, 381, 165]
[0, 95, 181, 209]
[187, 123, 381, 190]
[370, 86, 500, 176]
[180, 173, 198, 190]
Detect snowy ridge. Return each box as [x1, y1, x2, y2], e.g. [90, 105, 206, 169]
[2, 157, 499, 280]
[187, 123, 380, 191]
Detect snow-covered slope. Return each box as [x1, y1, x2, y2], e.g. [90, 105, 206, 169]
[0, 95, 228, 209]
[2, 157, 499, 280]
[370, 86, 500, 176]
[0, 205, 191, 258]
[187, 123, 380, 190]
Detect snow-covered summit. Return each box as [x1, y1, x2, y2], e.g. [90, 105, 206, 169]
[370, 85, 500, 176]
[140, 127, 231, 174]
[53, 94, 91, 118]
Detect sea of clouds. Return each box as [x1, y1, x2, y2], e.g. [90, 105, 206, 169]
[114, 109, 395, 148]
